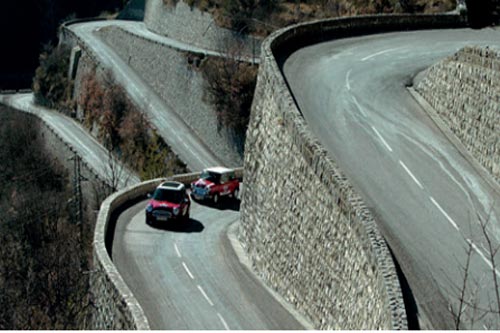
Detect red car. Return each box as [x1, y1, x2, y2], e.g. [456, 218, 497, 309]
[146, 181, 190, 225]
[190, 167, 239, 204]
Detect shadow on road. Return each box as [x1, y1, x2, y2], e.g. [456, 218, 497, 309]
[388, 247, 420, 330]
[149, 218, 205, 233]
[192, 197, 240, 212]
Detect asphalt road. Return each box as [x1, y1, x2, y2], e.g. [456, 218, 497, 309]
[67, 20, 310, 329]
[113, 198, 309, 329]
[283, 27, 500, 329]
[37, 19, 500, 329]
[0, 92, 306, 328]
[68, 21, 223, 171]
[0, 93, 139, 188]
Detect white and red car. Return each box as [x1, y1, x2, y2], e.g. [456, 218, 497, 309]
[190, 167, 240, 204]
[145, 181, 191, 225]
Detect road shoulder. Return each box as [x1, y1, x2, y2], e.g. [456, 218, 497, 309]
[226, 220, 315, 330]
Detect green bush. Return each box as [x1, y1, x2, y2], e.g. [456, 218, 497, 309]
[33, 44, 74, 112]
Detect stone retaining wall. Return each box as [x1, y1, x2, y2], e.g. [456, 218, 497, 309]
[96, 25, 243, 166]
[144, 0, 261, 58]
[416, 46, 500, 184]
[241, 14, 466, 330]
[56, 24, 241, 330]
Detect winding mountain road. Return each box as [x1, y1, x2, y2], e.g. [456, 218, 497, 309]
[8, 18, 499, 329]
[65, 20, 311, 329]
[283, 27, 500, 329]
[113, 199, 308, 329]
[68, 21, 223, 171]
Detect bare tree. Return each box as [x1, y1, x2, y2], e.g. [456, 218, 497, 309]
[199, 36, 258, 155]
[448, 204, 500, 329]
[102, 149, 132, 192]
[0, 107, 95, 329]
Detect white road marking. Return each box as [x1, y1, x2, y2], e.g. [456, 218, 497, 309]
[430, 197, 459, 231]
[345, 69, 352, 91]
[174, 243, 182, 258]
[351, 95, 367, 118]
[371, 126, 393, 152]
[182, 262, 194, 279]
[467, 239, 500, 278]
[184, 144, 205, 166]
[217, 313, 230, 330]
[361, 47, 400, 61]
[197, 285, 214, 306]
[399, 160, 424, 190]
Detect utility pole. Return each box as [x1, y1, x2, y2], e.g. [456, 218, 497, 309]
[70, 152, 88, 272]
[70, 152, 86, 226]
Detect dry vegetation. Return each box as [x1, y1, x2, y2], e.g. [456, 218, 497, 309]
[193, 53, 258, 153]
[164, 0, 455, 35]
[33, 43, 74, 113]
[78, 68, 187, 179]
[0, 108, 93, 329]
[447, 208, 500, 329]
[33, 45, 186, 181]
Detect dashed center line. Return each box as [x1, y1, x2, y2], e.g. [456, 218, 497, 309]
[467, 239, 500, 278]
[345, 69, 352, 91]
[430, 197, 459, 231]
[182, 262, 194, 279]
[371, 126, 393, 152]
[217, 313, 230, 330]
[174, 243, 182, 258]
[351, 95, 367, 118]
[197, 285, 214, 306]
[399, 160, 424, 190]
[361, 47, 400, 61]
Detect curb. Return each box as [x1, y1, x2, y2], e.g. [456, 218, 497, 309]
[226, 221, 315, 330]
